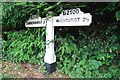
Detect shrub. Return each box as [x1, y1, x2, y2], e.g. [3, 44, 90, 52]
[3, 28, 45, 67]
[55, 27, 120, 78]
[2, 24, 120, 78]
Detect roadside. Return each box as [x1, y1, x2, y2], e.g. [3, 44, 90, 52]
[2, 61, 68, 78]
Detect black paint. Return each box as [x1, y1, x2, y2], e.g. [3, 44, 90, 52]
[45, 62, 56, 74]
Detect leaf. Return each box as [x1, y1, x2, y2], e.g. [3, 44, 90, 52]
[82, 54, 87, 59]
[88, 60, 102, 70]
[104, 73, 112, 78]
[79, 60, 86, 65]
[116, 10, 120, 21]
[61, 47, 65, 55]
[44, 6, 53, 11]
[56, 1, 61, 6]
[37, 3, 46, 8]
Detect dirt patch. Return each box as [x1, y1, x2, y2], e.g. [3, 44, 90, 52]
[2, 61, 68, 78]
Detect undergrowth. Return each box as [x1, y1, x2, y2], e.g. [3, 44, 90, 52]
[2, 26, 120, 78]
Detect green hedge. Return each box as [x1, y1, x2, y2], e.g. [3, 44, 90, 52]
[3, 28, 45, 66]
[56, 34, 120, 78]
[2, 26, 120, 78]
[2, 2, 120, 31]
[2, 2, 120, 78]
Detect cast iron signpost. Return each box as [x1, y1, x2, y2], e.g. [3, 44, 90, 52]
[25, 8, 92, 74]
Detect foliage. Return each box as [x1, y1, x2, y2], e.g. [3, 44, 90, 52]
[2, 2, 61, 31]
[2, 73, 17, 78]
[2, 25, 120, 78]
[55, 26, 120, 78]
[2, 2, 120, 78]
[2, 2, 120, 31]
[116, 10, 120, 21]
[0, 2, 2, 24]
[3, 28, 46, 71]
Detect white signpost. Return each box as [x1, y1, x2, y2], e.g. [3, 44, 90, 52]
[25, 8, 92, 74]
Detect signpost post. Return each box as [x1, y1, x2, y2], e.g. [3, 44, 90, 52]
[25, 8, 92, 74]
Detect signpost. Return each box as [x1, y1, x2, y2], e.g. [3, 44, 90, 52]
[25, 8, 92, 74]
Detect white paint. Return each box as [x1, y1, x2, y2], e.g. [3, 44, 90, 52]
[25, 18, 46, 27]
[25, 8, 92, 64]
[53, 13, 92, 26]
[60, 8, 84, 16]
[25, 13, 92, 27]
[44, 18, 56, 64]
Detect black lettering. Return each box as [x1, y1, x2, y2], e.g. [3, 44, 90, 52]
[70, 18, 74, 22]
[56, 19, 60, 22]
[40, 21, 42, 24]
[60, 19, 62, 22]
[77, 17, 80, 22]
[66, 10, 69, 15]
[83, 17, 89, 22]
[37, 21, 39, 24]
[72, 9, 76, 14]
[33, 21, 35, 24]
[55, 17, 81, 23]
[69, 9, 72, 15]
[63, 10, 66, 15]
[75, 8, 79, 14]
[27, 21, 44, 25]
[66, 19, 70, 22]
[61, 19, 65, 22]
[34, 21, 36, 24]
[27, 22, 32, 25]
[74, 18, 77, 22]
[43, 20, 46, 24]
